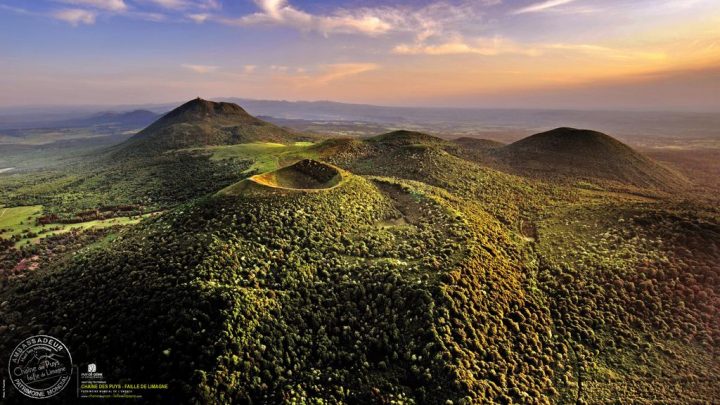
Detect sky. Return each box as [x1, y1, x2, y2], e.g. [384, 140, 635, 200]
[0, 0, 719, 111]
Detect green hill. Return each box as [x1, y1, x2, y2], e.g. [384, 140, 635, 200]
[4, 100, 310, 218]
[491, 127, 687, 189]
[367, 130, 449, 147]
[0, 125, 718, 404]
[325, 131, 556, 228]
[116, 98, 303, 155]
[0, 167, 561, 403]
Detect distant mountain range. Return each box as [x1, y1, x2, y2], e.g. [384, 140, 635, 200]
[64, 110, 160, 128]
[222, 98, 720, 139]
[2, 98, 719, 139]
[0, 109, 159, 131]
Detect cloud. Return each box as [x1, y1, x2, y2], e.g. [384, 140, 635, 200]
[386, 2, 517, 58]
[220, 0, 501, 37]
[146, 0, 184, 8]
[53, 8, 97, 25]
[183, 1, 500, 41]
[182, 64, 219, 73]
[222, 0, 394, 36]
[244, 65, 257, 73]
[0, 4, 32, 14]
[513, 0, 576, 14]
[52, 1, 169, 24]
[278, 63, 379, 87]
[399, 1, 486, 42]
[144, 0, 220, 10]
[394, 36, 541, 56]
[546, 44, 667, 60]
[392, 37, 668, 62]
[129, 11, 167, 21]
[270, 65, 289, 72]
[313, 63, 379, 84]
[188, 13, 209, 23]
[58, 0, 127, 12]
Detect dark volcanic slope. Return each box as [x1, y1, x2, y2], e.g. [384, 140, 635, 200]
[492, 127, 687, 189]
[116, 98, 300, 154]
[367, 130, 449, 146]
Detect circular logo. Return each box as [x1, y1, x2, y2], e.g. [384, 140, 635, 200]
[8, 335, 73, 399]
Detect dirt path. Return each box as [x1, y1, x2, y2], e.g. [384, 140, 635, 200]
[372, 181, 424, 224]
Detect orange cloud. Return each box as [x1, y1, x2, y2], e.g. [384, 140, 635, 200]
[53, 8, 96, 25]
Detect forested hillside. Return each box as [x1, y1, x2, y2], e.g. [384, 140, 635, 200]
[0, 102, 717, 403]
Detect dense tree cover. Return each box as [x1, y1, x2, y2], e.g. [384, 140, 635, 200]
[325, 141, 569, 231]
[0, 172, 572, 404]
[0, 151, 252, 220]
[0, 129, 718, 403]
[536, 203, 720, 402]
[0, 228, 113, 283]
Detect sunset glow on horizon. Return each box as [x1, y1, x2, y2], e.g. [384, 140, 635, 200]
[1, 0, 719, 110]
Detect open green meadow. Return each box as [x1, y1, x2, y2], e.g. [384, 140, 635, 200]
[186, 141, 317, 173]
[0, 204, 151, 247]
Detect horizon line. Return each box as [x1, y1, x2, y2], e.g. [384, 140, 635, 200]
[1, 96, 719, 116]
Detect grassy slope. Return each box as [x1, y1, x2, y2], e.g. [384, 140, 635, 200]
[184, 141, 316, 174]
[25, 215, 150, 244]
[0, 204, 152, 247]
[0, 205, 43, 236]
